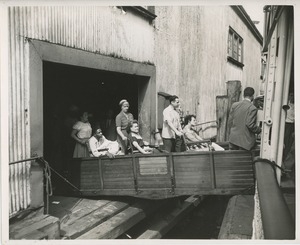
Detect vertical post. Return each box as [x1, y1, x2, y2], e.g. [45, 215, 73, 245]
[226, 80, 241, 140]
[216, 95, 229, 142]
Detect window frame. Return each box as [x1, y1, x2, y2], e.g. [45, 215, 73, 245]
[227, 27, 244, 68]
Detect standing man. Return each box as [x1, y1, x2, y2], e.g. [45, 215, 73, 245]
[228, 87, 261, 150]
[162, 95, 184, 152]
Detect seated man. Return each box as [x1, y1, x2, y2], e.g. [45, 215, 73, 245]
[128, 120, 158, 154]
[183, 115, 224, 151]
[88, 127, 121, 158]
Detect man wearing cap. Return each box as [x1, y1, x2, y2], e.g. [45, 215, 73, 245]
[162, 95, 184, 152]
[116, 99, 134, 154]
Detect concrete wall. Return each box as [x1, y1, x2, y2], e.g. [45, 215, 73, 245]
[154, 6, 262, 138]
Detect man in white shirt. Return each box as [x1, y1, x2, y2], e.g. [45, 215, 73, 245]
[88, 127, 120, 158]
[162, 95, 184, 152]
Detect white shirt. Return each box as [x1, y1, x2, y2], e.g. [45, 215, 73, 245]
[88, 136, 119, 157]
[162, 105, 181, 139]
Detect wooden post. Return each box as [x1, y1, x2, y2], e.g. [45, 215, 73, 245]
[225, 80, 241, 140]
[216, 96, 229, 142]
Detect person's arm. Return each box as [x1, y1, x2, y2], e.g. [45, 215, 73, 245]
[164, 110, 182, 136]
[246, 107, 261, 134]
[88, 138, 101, 157]
[116, 114, 127, 140]
[132, 141, 151, 154]
[71, 129, 86, 145]
[184, 131, 201, 142]
[116, 127, 127, 140]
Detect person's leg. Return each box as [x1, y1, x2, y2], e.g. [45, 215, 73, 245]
[163, 138, 173, 152]
[175, 136, 185, 152]
[229, 142, 245, 150]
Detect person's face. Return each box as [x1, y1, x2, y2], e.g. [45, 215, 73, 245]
[130, 123, 139, 133]
[122, 103, 129, 112]
[81, 112, 89, 123]
[95, 129, 103, 139]
[190, 117, 197, 126]
[171, 98, 180, 109]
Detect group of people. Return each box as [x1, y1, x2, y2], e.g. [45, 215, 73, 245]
[70, 99, 158, 159]
[70, 95, 226, 159]
[70, 86, 293, 163]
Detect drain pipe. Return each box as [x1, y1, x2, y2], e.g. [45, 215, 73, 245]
[254, 160, 294, 239]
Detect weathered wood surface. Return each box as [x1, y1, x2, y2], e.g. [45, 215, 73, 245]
[216, 96, 229, 142]
[137, 195, 203, 239]
[69, 150, 257, 199]
[225, 80, 241, 140]
[76, 200, 167, 239]
[218, 195, 254, 239]
[9, 214, 60, 240]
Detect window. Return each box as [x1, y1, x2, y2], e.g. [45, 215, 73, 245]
[227, 27, 244, 67]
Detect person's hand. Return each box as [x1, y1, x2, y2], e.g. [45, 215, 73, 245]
[143, 141, 149, 146]
[106, 152, 115, 159]
[79, 139, 87, 145]
[175, 131, 183, 137]
[121, 136, 127, 141]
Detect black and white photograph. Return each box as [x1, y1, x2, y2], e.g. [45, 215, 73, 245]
[0, 0, 298, 244]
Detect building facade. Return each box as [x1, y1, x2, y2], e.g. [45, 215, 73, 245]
[6, 5, 262, 217]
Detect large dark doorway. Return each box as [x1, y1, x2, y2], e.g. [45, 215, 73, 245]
[43, 61, 143, 178]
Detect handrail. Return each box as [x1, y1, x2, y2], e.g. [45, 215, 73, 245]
[9, 156, 41, 165]
[254, 159, 294, 239]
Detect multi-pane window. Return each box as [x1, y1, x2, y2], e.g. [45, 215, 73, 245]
[228, 27, 243, 65]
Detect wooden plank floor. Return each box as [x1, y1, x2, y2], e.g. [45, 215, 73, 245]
[49, 195, 168, 239]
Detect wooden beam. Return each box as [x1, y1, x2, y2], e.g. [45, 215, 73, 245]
[216, 96, 229, 142]
[226, 80, 241, 140]
[137, 195, 202, 239]
[76, 200, 165, 239]
[10, 215, 60, 240]
[62, 200, 130, 239]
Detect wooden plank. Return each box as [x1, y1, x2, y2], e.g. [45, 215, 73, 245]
[226, 80, 242, 140]
[59, 199, 111, 227]
[9, 213, 46, 232]
[137, 195, 202, 239]
[77, 200, 165, 239]
[216, 95, 229, 142]
[21, 230, 48, 240]
[62, 200, 130, 239]
[10, 215, 60, 240]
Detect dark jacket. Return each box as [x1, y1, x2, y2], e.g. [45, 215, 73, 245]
[228, 99, 261, 150]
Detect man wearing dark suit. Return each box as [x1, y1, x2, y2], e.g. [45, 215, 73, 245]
[228, 87, 261, 150]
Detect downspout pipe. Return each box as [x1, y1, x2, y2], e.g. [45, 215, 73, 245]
[255, 160, 294, 239]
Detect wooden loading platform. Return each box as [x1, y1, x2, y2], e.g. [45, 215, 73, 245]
[10, 195, 203, 240]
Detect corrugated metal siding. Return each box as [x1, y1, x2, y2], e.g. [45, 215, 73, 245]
[8, 6, 155, 216]
[13, 6, 154, 63]
[9, 7, 31, 216]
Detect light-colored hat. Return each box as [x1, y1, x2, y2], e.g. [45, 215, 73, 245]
[119, 99, 129, 107]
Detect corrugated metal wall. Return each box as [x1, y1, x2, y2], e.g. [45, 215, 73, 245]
[9, 6, 31, 216]
[8, 6, 155, 216]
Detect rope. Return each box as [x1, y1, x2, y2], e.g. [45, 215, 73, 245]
[37, 157, 82, 195]
[36, 158, 53, 197]
[253, 158, 287, 174]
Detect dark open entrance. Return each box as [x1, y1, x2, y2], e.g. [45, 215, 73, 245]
[43, 61, 146, 179]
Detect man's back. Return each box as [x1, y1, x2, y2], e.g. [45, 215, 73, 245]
[228, 99, 261, 150]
